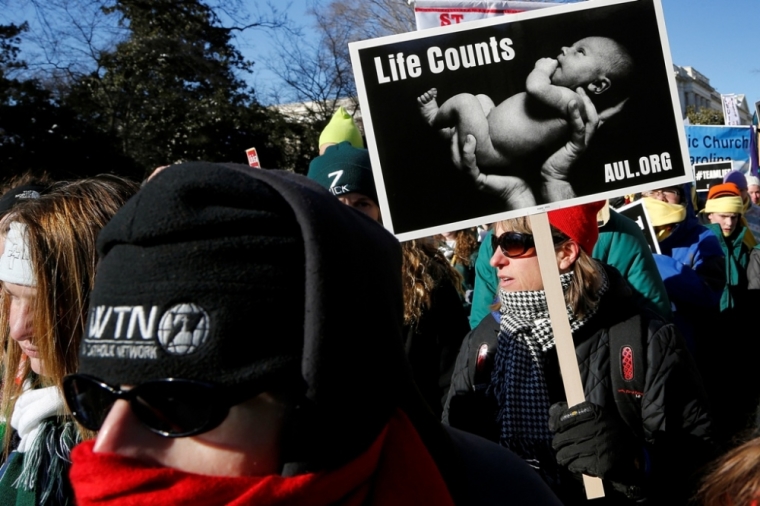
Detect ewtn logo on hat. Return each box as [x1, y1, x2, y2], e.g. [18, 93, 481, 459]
[85, 303, 211, 359]
[157, 303, 211, 355]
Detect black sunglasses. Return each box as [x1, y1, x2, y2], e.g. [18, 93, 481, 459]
[491, 231, 566, 258]
[63, 373, 245, 438]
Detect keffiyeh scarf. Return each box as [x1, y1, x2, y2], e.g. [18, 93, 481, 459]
[489, 270, 608, 482]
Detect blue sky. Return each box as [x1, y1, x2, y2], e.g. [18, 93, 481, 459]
[660, 0, 759, 109]
[7, 0, 757, 109]
[246, 0, 760, 110]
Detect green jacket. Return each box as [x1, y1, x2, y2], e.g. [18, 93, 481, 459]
[0, 451, 36, 506]
[0, 419, 77, 506]
[706, 223, 751, 312]
[593, 210, 672, 320]
[469, 211, 672, 329]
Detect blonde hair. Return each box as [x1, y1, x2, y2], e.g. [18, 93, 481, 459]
[0, 175, 138, 452]
[438, 228, 479, 268]
[698, 437, 760, 505]
[494, 217, 603, 320]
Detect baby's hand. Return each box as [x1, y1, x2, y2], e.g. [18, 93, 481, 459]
[535, 57, 558, 74]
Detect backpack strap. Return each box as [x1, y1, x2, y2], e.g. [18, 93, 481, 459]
[608, 313, 646, 436]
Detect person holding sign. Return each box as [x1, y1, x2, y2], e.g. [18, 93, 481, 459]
[641, 192, 725, 356]
[444, 204, 713, 505]
[641, 185, 683, 205]
[418, 36, 632, 177]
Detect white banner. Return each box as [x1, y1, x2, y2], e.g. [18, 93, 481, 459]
[722, 94, 741, 126]
[413, 0, 587, 30]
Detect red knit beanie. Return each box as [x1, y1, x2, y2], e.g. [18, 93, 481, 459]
[547, 201, 605, 255]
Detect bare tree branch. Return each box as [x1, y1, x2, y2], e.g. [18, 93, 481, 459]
[264, 0, 414, 124]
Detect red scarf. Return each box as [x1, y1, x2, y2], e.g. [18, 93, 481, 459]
[70, 409, 455, 506]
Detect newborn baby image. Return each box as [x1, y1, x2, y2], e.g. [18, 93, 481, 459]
[418, 36, 634, 174]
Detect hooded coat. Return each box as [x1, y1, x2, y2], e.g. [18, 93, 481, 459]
[73, 163, 560, 506]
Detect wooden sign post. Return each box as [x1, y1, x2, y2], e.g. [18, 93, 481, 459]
[530, 212, 605, 499]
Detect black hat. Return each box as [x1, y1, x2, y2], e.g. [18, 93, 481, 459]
[307, 142, 378, 204]
[0, 184, 47, 215]
[79, 162, 410, 468]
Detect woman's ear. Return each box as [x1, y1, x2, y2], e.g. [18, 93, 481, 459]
[556, 240, 580, 272]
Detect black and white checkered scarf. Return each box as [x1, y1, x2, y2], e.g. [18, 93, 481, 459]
[489, 269, 609, 482]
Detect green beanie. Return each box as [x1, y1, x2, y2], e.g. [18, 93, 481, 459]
[307, 142, 377, 204]
[319, 107, 364, 150]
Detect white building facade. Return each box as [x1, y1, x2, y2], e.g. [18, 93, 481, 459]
[673, 65, 752, 124]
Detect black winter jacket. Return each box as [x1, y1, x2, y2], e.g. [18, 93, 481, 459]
[443, 265, 715, 505]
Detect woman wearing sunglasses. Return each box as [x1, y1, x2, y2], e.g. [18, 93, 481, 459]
[0, 176, 137, 506]
[63, 163, 562, 506]
[443, 203, 714, 505]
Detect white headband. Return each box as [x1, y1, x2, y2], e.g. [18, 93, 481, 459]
[0, 222, 35, 287]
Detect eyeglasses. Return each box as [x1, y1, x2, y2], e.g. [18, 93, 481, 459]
[63, 373, 245, 438]
[491, 231, 566, 258]
[643, 189, 679, 198]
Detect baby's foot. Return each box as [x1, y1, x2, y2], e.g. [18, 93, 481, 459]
[417, 88, 440, 126]
[418, 88, 454, 139]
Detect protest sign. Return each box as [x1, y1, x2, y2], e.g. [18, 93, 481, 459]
[616, 200, 661, 253]
[245, 147, 261, 168]
[693, 160, 733, 192]
[413, 0, 586, 30]
[685, 125, 757, 176]
[350, 0, 690, 241]
[721, 94, 741, 126]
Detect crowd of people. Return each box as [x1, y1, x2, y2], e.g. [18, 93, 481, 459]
[0, 103, 759, 506]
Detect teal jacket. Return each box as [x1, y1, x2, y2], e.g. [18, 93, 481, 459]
[706, 223, 751, 312]
[469, 211, 672, 329]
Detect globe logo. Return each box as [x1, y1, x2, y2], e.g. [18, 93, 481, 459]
[157, 303, 211, 356]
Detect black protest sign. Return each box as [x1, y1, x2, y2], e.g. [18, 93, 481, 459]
[693, 161, 733, 192]
[615, 200, 661, 254]
[350, 0, 691, 240]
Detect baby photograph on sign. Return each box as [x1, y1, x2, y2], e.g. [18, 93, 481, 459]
[350, 0, 691, 240]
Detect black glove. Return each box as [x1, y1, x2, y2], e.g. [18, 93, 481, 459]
[548, 401, 642, 482]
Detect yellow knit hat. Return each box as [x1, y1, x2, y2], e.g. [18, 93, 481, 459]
[704, 196, 744, 215]
[318, 107, 363, 152]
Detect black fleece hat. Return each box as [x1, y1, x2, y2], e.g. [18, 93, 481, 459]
[79, 162, 411, 468]
[307, 142, 378, 204]
[80, 163, 306, 392]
